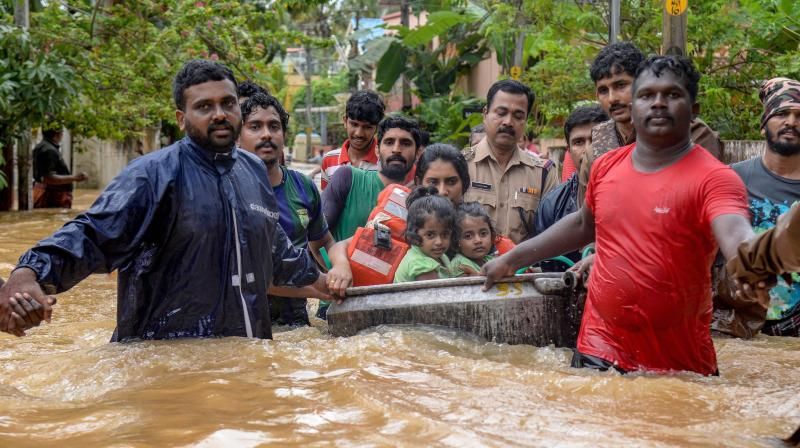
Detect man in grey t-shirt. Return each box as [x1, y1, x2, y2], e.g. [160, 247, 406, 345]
[724, 77, 800, 337]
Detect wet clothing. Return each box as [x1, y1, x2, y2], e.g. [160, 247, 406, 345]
[570, 350, 627, 374]
[463, 137, 559, 244]
[731, 158, 800, 336]
[16, 137, 319, 341]
[322, 166, 385, 241]
[450, 253, 491, 278]
[269, 165, 328, 327]
[582, 143, 749, 375]
[394, 246, 452, 283]
[590, 118, 723, 161]
[533, 173, 581, 262]
[269, 295, 310, 327]
[728, 203, 800, 285]
[578, 117, 723, 211]
[273, 166, 328, 249]
[320, 139, 379, 190]
[561, 153, 576, 182]
[32, 138, 74, 208]
[534, 174, 579, 235]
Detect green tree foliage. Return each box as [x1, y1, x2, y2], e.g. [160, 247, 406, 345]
[292, 72, 349, 109]
[24, 0, 311, 141]
[488, 0, 800, 139]
[0, 24, 76, 188]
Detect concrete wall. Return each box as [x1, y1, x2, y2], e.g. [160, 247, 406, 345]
[723, 140, 764, 164]
[72, 127, 160, 190]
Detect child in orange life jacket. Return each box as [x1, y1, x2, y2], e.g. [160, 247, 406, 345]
[393, 186, 456, 283]
[451, 202, 498, 277]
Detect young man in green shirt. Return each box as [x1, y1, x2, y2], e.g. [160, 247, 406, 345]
[239, 92, 334, 326]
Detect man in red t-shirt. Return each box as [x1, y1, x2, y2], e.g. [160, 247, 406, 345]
[320, 90, 384, 190]
[482, 55, 755, 375]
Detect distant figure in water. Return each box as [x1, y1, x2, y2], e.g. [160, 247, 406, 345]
[0, 59, 335, 339]
[32, 127, 88, 209]
[482, 55, 758, 375]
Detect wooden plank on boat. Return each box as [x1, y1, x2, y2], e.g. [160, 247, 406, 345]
[327, 274, 582, 347]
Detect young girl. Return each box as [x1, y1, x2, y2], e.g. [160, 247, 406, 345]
[394, 186, 456, 283]
[451, 202, 497, 277]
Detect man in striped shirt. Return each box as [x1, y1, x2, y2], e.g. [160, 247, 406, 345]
[320, 90, 385, 189]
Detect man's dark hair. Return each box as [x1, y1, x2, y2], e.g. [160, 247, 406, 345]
[419, 130, 430, 148]
[415, 143, 470, 195]
[486, 79, 535, 116]
[240, 92, 290, 135]
[589, 41, 645, 83]
[564, 104, 609, 142]
[634, 55, 701, 102]
[377, 115, 421, 149]
[43, 128, 62, 140]
[172, 59, 238, 111]
[345, 90, 385, 125]
[237, 80, 268, 99]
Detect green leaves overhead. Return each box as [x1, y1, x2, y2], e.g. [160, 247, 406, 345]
[400, 9, 483, 47]
[375, 40, 409, 92]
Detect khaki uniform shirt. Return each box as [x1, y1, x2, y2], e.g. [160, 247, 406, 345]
[463, 137, 559, 244]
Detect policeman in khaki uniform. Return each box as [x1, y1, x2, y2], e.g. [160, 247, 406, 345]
[464, 80, 559, 244]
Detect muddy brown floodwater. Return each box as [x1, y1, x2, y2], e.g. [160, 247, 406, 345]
[0, 190, 798, 447]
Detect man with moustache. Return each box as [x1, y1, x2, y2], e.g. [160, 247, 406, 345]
[322, 115, 422, 242]
[715, 77, 800, 337]
[483, 56, 755, 375]
[577, 42, 723, 207]
[463, 80, 559, 244]
[0, 59, 331, 339]
[238, 92, 334, 326]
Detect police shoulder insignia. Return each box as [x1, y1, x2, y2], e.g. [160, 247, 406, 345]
[462, 146, 475, 161]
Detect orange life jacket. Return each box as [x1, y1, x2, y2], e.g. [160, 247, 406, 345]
[494, 235, 516, 255]
[347, 226, 409, 286]
[348, 184, 412, 286]
[366, 184, 411, 240]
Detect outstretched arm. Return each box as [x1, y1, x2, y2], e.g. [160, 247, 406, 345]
[326, 238, 353, 297]
[711, 213, 770, 324]
[482, 204, 595, 290]
[2, 160, 167, 335]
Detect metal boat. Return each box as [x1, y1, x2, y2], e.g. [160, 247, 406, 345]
[327, 273, 583, 347]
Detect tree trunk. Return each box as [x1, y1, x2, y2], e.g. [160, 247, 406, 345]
[0, 139, 14, 211]
[400, 0, 412, 111]
[15, 0, 31, 211]
[304, 44, 314, 161]
[16, 131, 31, 211]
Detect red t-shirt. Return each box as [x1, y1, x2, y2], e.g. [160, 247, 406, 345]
[581, 143, 749, 375]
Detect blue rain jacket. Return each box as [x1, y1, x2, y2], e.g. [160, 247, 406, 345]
[17, 137, 319, 341]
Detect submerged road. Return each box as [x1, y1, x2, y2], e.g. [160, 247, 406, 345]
[0, 190, 798, 447]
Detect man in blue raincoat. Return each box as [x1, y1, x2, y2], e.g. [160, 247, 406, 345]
[0, 59, 332, 340]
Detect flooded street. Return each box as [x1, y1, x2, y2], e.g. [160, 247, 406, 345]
[0, 191, 798, 447]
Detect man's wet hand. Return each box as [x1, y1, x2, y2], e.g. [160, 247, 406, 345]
[0, 268, 52, 336]
[326, 265, 352, 299]
[481, 257, 514, 291]
[733, 278, 772, 306]
[569, 253, 596, 278]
